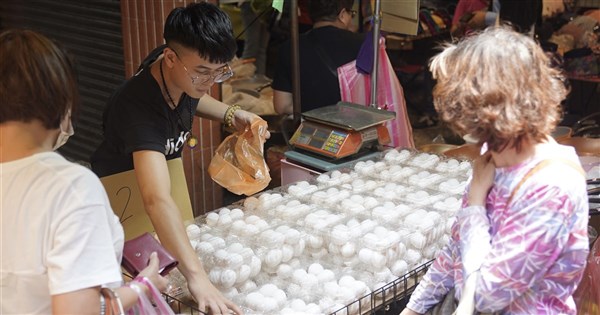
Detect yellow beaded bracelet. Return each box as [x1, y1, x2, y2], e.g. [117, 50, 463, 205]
[224, 104, 241, 128]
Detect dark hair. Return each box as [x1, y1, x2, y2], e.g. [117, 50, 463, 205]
[164, 2, 237, 64]
[0, 29, 79, 129]
[430, 26, 566, 152]
[499, 0, 543, 34]
[309, 0, 355, 23]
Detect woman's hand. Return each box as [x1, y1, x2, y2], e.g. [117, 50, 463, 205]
[188, 276, 244, 315]
[399, 307, 422, 315]
[137, 252, 169, 293]
[468, 151, 495, 206]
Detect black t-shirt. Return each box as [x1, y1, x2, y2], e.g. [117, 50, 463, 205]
[271, 26, 365, 112]
[91, 47, 198, 177]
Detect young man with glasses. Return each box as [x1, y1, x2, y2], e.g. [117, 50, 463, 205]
[91, 3, 267, 314]
[272, 0, 364, 115]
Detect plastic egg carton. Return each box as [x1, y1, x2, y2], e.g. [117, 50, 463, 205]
[352, 226, 402, 272]
[265, 199, 315, 224]
[242, 192, 289, 217]
[403, 188, 449, 208]
[406, 152, 443, 169]
[434, 157, 473, 178]
[353, 159, 388, 177]
[381, 148, 415, 165]
[184, 221, 212, 243]
[206, 242, 262, 291]
[334, 194, 383, 218]
[227, 214, 271, 240]
[315, 169, 356, 188]
[369, 164, 420, 183]
[370, 182, 415, 201]
[198, 207, 246, 233]
[308, 186, 352, 208]
[432, 195, 462, 216]
[241, 283, 289, 314]
[285, 180, 320, 199]
[368, 201, 415, 229]
[252, 224, 306, 274]
[325, 218, 378, 267]
[407, 170, 445, 188]
[436, 177, 469, 195]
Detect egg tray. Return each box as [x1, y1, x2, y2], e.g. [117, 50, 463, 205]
[162, 260, 435, 315]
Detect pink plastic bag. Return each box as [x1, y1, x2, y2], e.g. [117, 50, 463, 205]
[338, 38, 414, 148]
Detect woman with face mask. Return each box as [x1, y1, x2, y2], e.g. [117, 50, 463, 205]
[0, 29, 167, 314]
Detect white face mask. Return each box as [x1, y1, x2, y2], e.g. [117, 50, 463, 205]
[53, 111, 74, 150]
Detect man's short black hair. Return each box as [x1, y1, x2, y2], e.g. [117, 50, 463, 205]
[164, 2, 237, 63]
[309, 0, 355, 23]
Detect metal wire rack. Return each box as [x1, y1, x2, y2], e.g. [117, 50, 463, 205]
[161, 259, 434, 315]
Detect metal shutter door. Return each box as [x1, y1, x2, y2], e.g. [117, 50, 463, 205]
[1, 0, 124, 164]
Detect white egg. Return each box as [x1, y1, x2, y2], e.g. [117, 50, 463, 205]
[238, 280, 257, 293]
[307, 263, 324, 275]
[220, 269, 237, 289]
[338, 275, 356, 287]
[371, 251, 387, 269]
[290, 298, 306, 310]
[276, 264, 293, 279]
[292, 269, 308, 284]
[186, 224, 202, 239]
[236, 264, 251, 283]
[227, 253, 244, 269]
[206, 212, 219, 226]
[196, 241, 214, 255]
[249, 256, 262, 277]
[208, 268, 221, 284]
[340, 242, 356, 258]
[317, 269, 335, 283]
[229, 208, 244, 220]
[281, 245, 294, 262]
[264, 249, 283, 268]
[391, 260, 408, 277]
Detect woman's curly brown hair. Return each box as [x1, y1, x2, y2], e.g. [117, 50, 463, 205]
[429, 26, 567, 152]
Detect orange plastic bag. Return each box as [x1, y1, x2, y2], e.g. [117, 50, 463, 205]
[208, 118, 271, 195]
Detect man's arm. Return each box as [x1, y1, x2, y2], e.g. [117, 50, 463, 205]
[273, 89, 293, 115]
[132, 150, 243, 315]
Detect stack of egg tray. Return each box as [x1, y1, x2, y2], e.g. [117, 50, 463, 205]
[165, 148, 470, 314]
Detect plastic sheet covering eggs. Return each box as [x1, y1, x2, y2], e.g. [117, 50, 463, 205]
[238, 280, 257, 293]
[243, 196, 259, 211]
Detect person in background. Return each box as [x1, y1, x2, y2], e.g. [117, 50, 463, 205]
[91, 3, 267, 314]
[466, 0, 542, 35]
[238, 0, 273, 78]
[451, 0, 491, 37]
[400, 26, 589, 314]
[272, 0, 364, 115]
[0, 29, 167, 315]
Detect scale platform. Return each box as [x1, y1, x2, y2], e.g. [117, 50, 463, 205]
[284, 149, 381, 172]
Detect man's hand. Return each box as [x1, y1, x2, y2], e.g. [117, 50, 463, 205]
[189, 276, 244, 315]
[468, 151, 495, 206]
[232, 109, 271, 139]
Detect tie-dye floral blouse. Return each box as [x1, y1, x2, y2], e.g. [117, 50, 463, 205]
[407, 144, 589, 314]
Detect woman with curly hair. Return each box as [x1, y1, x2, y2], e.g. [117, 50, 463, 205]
[401, 26, 589, 314]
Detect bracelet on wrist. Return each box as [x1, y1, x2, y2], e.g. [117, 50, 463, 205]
[224, 104, 241, 128]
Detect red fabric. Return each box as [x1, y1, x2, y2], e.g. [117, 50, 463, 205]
[452, 0, 489, 26]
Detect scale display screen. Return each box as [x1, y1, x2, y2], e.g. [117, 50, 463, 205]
[293, 124, 348, 155]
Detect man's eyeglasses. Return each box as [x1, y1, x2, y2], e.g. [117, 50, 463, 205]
[171, 48, 234, 85]
[347, 9, 357, 18]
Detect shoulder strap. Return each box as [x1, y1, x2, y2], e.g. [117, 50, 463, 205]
[134, 44, 168, 75]
[507, 158, 585, 206]
[307, 31, 338, 78]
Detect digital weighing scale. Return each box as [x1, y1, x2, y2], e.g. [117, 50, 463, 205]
[284, 102, 395, 172]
